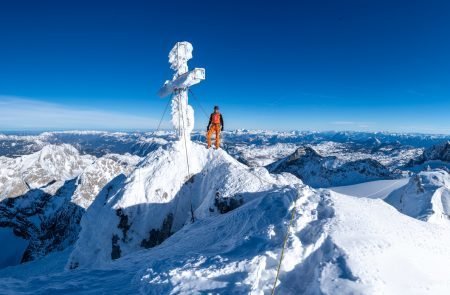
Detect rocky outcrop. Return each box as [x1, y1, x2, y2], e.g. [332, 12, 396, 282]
[0, 179, 84, 265]
[267, 146, 394, 188]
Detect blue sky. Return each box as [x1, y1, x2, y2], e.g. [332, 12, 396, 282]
[0, 0, 449, 133]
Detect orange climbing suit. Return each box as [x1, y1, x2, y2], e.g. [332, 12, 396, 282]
[207, 113, 222, 149]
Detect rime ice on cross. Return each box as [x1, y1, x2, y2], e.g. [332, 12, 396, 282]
[158, 42, 205, 141]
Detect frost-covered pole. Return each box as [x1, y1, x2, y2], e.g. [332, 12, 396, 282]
[158, 42, 205, 141]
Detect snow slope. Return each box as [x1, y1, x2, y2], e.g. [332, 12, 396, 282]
[2, 183, 450, 294]
[330, 178, 410, 199]
[385, 169, 450, 225]
[1, 134, 450, 294]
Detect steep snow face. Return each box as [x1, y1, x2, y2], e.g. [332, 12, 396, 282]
[385, 169, 450, 225]
[68, 141, 299, 269]
[267, 146, 394, 188]
[0, 144, 94, 200]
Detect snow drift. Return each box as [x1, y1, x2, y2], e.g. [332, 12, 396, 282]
[385, 169, 450, 225]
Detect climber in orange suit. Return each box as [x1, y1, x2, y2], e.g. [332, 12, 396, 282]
[206, 106, 224, 149]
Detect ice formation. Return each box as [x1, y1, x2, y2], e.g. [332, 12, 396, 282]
[159, 42, 205, 141]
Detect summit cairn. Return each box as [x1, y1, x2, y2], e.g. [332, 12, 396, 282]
[158, 42, 205, 140]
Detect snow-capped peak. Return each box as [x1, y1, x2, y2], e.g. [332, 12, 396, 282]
[67, 141, 299, 269]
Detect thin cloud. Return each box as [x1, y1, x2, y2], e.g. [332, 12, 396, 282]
[331, 121, 356, 125]
[0, 95, 160, 130]
[331, 121, 373, 127]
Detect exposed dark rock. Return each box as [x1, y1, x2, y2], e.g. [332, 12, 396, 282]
[116, 208, 132, 242]
[0, 179, 84, 265]
[111, 234, 122, 260]
[140, 213, 174, 249]
[214, 191, 244, 214]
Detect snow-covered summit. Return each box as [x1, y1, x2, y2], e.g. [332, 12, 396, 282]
[68, 141, 299, 269]
[385, 169, 450, 225]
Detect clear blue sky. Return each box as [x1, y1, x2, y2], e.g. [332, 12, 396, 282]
[1, 0, 449, 133]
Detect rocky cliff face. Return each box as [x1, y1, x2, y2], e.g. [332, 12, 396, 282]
[0, 179, 83, 264]
[407, 141, 450, 168]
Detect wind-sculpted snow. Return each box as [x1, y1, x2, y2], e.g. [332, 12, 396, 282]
[267, 146, 396, 188]
[2, 132, 450, 293]
[385, 169, 450, 225]
[68, 141, 300, 269]
[2, 178, 450, 293]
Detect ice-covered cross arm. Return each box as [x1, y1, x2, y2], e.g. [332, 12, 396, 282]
[158, 42, 205, 141]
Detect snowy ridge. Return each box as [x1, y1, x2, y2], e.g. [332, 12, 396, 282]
[2, 132, 450, 293]
[2, 176, 450, 293]
[68, 141, 299, 269]
[385, 169, 450, 225]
